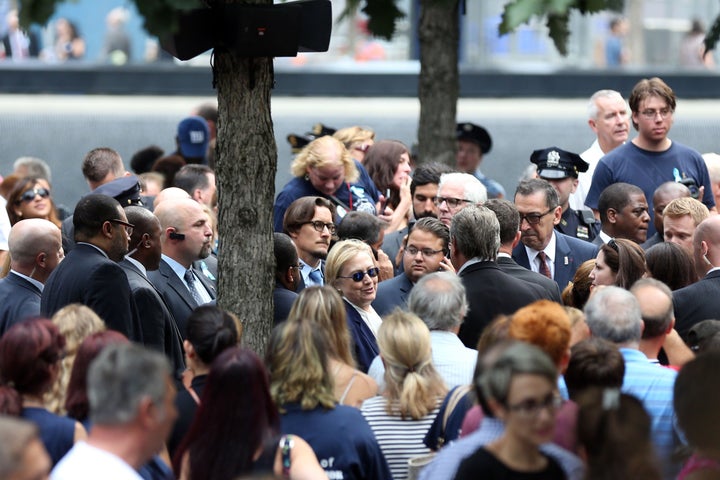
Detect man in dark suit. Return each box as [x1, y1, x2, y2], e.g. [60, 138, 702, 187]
[273, 232, 300, 325]
[0, 219, 64, 336]
[1, 9, 40, 60]
[120, 206, 184, 373]
[373, 217, 451, 316]
[485, 199, 562, 303]
[41, 194, 142, 342]
[512, 179, 598, 291]
[148, 197, 216, 336]
[673, 215, 720, 340]
[451, 205, 542, 348]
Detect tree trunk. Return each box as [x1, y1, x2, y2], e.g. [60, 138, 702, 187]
[214, 19, 277, 353]
[417, 0, 460, 166]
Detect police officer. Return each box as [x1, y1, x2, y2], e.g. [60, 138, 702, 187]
[456, 122, 506, 199]
[531, 146, 599, 242]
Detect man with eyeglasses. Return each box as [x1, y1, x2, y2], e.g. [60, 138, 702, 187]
[436, 172, 487, 227]
[42, 194, 143, 342]
[372, 217, 451, 316]
[586, 77, 716, 238]
[282, 196, 336, 290]
[512, 179, 598, 291]
[531, 146, 599, 242]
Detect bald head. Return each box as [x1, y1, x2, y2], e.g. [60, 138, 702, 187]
[153, 187, 192, 210]
[693, 215, 720, 277]
[154, 197, 213, 267]
[652, 181, 691, 234]
[631, 278, 673, 340]
[8, 219, 64, 282]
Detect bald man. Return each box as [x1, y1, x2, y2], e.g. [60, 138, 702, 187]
[148, 198, 216, 335]
[0, 219, 63, 335]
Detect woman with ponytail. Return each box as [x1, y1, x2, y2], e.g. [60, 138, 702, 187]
[360, 310, 447, 479]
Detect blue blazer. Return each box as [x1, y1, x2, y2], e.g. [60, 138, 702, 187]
[372, 272, 413, 317]
[344, 300, 379, 374]
[0, 271, 42, 336]
[147, 259, 217, 338]
[512, 232, 598, 291]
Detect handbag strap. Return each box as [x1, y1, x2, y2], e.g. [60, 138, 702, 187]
[279, 434, 294, 477]
[438, 384, 472, 448]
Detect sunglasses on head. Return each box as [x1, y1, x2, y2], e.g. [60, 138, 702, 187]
[17, 188, 50, 204]
[338, 267, 380, 282]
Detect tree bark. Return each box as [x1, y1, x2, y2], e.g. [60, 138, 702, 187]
[214, 18, 277, 353]
[417, 0, 460, 167]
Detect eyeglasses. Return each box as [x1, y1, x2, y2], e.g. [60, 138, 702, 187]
[506, 393, 562, 418]
[109, 219, 135, 236]
[17, 187, 50, 204]
[640, 108, 673, 119]
[300, 220, 336, 235]
[434, 196, 472, 209]
[404, 246, 444, 257]
[337, 267, 380, 282]
[519, 209, 554, 225]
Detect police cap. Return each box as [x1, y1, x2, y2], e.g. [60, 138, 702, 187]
[530, 146, 588, 179]
[456, 122, 492, 154]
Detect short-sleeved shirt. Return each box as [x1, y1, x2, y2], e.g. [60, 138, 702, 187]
[585, 141, 714, 237]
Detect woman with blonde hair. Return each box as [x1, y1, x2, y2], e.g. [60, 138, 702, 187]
[361, 310, 447, 479]
[46, 304, 105, 414]
[274, 136, 380, 232]
[333, 126, 375, 163]
[326, 239, 382, 373]
[267, 315, 391, 479]
[288, 286, 378, 406]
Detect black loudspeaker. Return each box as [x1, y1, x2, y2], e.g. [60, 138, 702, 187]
[160, 0, 331, 61]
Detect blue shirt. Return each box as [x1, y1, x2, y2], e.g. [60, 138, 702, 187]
[620, 348, 681, 479]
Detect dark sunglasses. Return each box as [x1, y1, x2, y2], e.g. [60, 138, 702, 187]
[17, 187, 50, 204]
[338, 267, 380, 282]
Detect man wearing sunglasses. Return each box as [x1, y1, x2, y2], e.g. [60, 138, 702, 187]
[512, 179, 598, 291]
[283, 196, 336, 291]
[585, 77, 717, 238]
[42, 194, 142, 343]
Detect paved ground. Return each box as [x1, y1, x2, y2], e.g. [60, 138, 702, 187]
[2, 94, 720, 209]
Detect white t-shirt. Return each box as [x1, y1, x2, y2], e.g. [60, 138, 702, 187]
[51, 442, 143, 480]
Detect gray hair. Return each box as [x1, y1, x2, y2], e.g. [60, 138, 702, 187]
[450, 205, 500, 260]
[587, 89, 626, 120]
[408, 272, 468, 331]
[438, 172, 487, 204]
[584, 286, 643, 344]
[479, 341, 557, 406]
[13, 156, 51, 182]
[0, 417, 40, 477]
[514, 178, 559, 210]
[88, 343, 171, 425]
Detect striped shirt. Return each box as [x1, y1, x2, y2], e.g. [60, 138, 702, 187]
[361, 396, 440, 480]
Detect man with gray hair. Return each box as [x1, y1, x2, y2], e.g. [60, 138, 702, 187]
[0, 416, 51, 480]
[435, 172, 487, 227]
[451, 205, 540, 348]
[368, 271, 477, 390]
[0, 219, 64, 336]
[51, 343, 177, 479]
[584, 286, 680, 478]
[571, 89, 630, 210]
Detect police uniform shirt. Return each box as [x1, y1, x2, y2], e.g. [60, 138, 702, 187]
[556, 207, 599, 242]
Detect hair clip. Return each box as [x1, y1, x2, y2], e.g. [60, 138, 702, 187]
[602, 388, 620, 410]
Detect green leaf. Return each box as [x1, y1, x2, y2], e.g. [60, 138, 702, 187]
[575, 0, 624, 14]
[546, 12, 570, 56]
[361, 0, 406, 41]
[704, 14, 720, 55]
[499, 0, 545, 35]
[19, 0, 58, 28]
[546, 0, 575, 15]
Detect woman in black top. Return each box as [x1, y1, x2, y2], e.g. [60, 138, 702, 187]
[454, 342, 566, 480]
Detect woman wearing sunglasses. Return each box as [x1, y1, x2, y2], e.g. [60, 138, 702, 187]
[6, 176, 62, 227]
[326, 239, 382, 373]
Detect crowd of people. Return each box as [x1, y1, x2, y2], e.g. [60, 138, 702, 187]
[1, 76, 720, 479]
